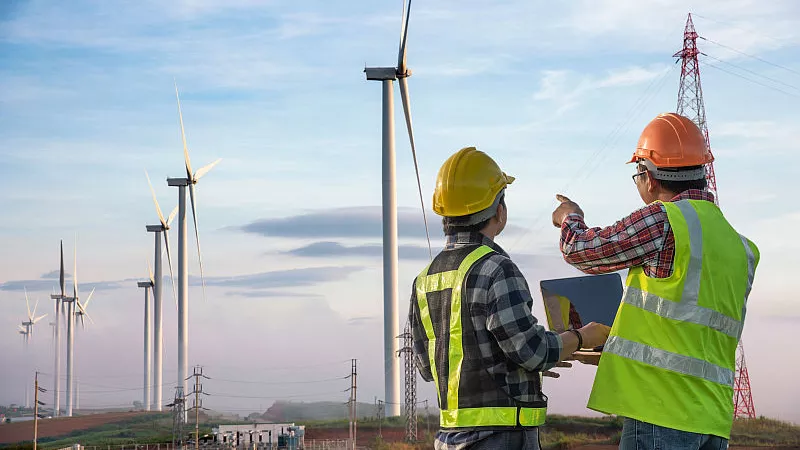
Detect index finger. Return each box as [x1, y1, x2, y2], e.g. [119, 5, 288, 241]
[556, 194, 572, 203]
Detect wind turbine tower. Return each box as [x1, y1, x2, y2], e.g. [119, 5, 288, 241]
[63, 242, 95, 417]
[137, 266, 155, 411]
[166, 83, 219, 394]
[364, 0, 422, 416]
[50, 240, 67, 417]
[146, 171, 177, 411]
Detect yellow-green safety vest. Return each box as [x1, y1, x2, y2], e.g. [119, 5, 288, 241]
[415, 245, 548, 429]
[588, 199, 759, 438]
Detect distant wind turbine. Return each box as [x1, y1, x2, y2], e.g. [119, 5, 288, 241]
[137, 262, 155, 411]
[145, 171, 177, 411]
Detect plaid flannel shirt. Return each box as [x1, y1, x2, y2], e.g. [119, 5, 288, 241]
[560, 190, 715, 277]
[409, 232, 562, 450]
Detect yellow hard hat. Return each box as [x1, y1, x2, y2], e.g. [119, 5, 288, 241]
[433, 147, 515, 218]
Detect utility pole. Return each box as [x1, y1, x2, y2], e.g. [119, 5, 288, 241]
[377, 400, 384, 439]
[33, 372, 47, 450]
[345, 359, 357, 450]
[187, 366, 209, 450]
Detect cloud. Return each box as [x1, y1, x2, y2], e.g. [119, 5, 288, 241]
[347, 316, 378, 326]
[240, 207, 433, 239]
[40, 270, 72, 279]
[192, 266, 363, 288]
[533, 65, 670, 115]
[0, 279, 122, 293]
[224, 290, 324, 299]
[282, 241, 431, 260]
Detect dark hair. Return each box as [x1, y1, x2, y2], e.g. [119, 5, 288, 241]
[639, 164, 707, 194]
[442, 196, 505, 235]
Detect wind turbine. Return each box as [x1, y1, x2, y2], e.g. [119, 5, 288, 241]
[63, 240, 94, 417]
[364, 0, 426, 416]
[145, 170, 177, 412]
[166, 82, 220, 394]
[21, 288, 47, 344]
[137, 262, 155, 411]
[49, 241, 67, 417]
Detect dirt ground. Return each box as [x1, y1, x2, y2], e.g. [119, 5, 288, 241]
[0, 411, 148, 444]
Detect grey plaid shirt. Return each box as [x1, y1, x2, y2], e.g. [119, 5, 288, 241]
[408, 232, 563, 450]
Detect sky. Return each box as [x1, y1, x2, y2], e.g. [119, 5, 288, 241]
[1, 0, 799, 424]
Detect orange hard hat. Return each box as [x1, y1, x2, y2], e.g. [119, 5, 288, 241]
[628, 113, 714, 168]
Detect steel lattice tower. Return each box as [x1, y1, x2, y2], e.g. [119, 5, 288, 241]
[674, 13, 755, 419]
[398, 321, 417, 442]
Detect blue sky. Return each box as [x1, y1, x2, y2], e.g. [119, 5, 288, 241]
[1, 0, 799, 422]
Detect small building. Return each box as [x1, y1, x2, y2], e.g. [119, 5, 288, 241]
[212, 423, 305, 449]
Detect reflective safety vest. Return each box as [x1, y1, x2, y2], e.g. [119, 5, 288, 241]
[588, 199, 759, 438]
[414, 245, 548, 430]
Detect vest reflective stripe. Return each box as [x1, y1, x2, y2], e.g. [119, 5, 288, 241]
[674, 200, 703, 304]
[605, 336, 734, 386]
[739, 234, 756, 325]
[440, 406, 546, 428]
[588, 199, 758, 438]
[621, 287, 742, 339]
[416, 245, 547, 428]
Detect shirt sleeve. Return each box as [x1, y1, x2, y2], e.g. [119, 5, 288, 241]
[408, 279, 434, 382]
[559, 203, 668, 274]
[485, 258, 563, 372]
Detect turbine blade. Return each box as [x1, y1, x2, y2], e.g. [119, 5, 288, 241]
[73, 236, 78, 300]
[397, 0, 411, 73]
[398, 77, 433, 260]
[32, 297, 40, 320]
[174, 81, 193, 179]
[83, 310, 95, 326]
[167, 206, 179, 227]
[145, 170, 167, 226]
[34, 314, 47, 324]
[25, 287, 32, 321]
[82, 288, 95, 311]
[147, 259, 154, 284]
[194, 158, 221, 182]
[188, 183, 207, 303]
[79, 314, 85, 330]
[163, 229, 178, 308]
[59, 240, 65, 297]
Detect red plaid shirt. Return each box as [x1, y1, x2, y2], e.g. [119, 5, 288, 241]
[559, 190, 715, 278]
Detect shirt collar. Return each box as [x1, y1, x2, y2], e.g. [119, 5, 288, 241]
[444, 231, 509, 257]
[670, 189, 715, 203]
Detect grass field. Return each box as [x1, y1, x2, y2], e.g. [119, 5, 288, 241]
[1, 412, 797, 450]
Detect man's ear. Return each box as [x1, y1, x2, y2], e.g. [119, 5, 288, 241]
[646, 171, 659, 193]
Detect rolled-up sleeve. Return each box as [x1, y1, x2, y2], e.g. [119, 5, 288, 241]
[485, 259, 562, 372]
[408, 280, 434, 382]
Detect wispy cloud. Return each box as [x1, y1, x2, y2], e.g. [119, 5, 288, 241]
[191, 266, 363, 288]
[281, 241, 431, 260]
[533, 65, 670, 115]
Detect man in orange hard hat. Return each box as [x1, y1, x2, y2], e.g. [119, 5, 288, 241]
[551, 113, 759, 450]
[409, 146, 610, 449]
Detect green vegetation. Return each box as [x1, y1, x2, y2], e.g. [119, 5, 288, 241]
[2, 406, 797, 450]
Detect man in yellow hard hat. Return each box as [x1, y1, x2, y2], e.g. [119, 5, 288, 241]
[551, 113, 759, 450]
[409, 146, 611, 450]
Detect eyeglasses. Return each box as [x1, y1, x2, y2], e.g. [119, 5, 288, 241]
[632, 171, 647, 183]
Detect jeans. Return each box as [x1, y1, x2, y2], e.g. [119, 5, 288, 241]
[620, 418, 728, 450]
[469, 429, 540, 450]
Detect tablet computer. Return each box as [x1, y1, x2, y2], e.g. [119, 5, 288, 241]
[540, 273, 623, 353]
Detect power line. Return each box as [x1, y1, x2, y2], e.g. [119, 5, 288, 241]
[699, 36, 800, 77]
[700, 60, 800, 98]
[702, 53, 800, 92]
[691, 13, 792, 48]
[210, 376, 347, 386]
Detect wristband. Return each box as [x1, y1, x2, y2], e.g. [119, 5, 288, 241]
[569, 329, 583, 351]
